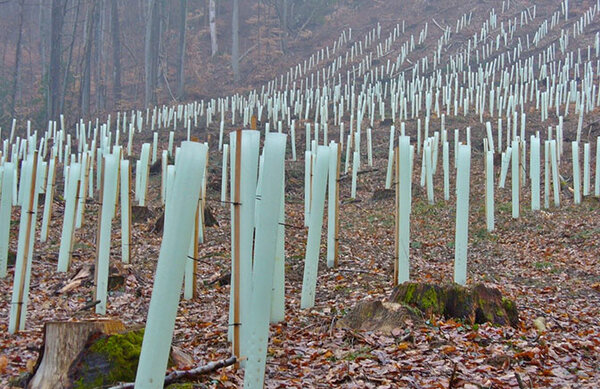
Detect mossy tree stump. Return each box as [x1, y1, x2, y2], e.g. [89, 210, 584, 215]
[28, 320, 126, 389]
[338, 283, 519, 334]
[28, 320, 190, 388]
[390, 282, 519, 327]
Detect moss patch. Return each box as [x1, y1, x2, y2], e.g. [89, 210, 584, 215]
[390, 282, 519, 327]
[70, 329, 146, 388]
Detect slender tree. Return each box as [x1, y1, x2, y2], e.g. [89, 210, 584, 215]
[144, 0, 160, 107]
[9, 0, 25, 117]
[209, 0, 217, 56]
[232, 0, 240, 83]
[60, 0, 82, 114]
[94, 0, 106, 112]
[110, 0, 122, 107]
[80, 0, 97, 118]
[176, 0, 187, 99]
[47, 0, 66, 121]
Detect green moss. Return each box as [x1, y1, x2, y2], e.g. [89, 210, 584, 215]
[501, 297, 515, 312]
[74, 329, 145, 388]
[421, 287, 439, 311]
[166, 384, 195, 389]
[403, 283, 416, 303]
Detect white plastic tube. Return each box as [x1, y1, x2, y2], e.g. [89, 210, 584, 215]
[228, 130, 260, 360]
[121, 160, 131, 264]
[243, 133, 286, 389]
[95, 154, 119, 315]
[385, 126, 395, 189]
[572, 141, 581, 204]
[396, 136, 411, 284]
[135, 142, 207, 387]
[453, 144, 471, 286]
[327, 143, 340, 268]
[512, 140, 520, 218]
[9, 154, 40, 333]
[57, 163, 81, 272]
[0, 163, 14, 277]
[485, 150, 495, 231]
[40, 157, 57, 242]
[530, 136, 541, 210]
[301, 146, 330, 309]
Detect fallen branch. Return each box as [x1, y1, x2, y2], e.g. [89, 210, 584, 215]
[432, 18, 447, 32]
[448, 362, 458, 389]
[109, 356, 237, 389]
[77, 300, 100, 312]
[514, 371, 526, 389]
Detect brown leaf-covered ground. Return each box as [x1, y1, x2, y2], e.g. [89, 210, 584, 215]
[2, 1, 600, 388]
[1, 113, 600, 388]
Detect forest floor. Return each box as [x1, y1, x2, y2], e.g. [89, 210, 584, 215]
[1, 112, 600, 388]
[2, 0, 600, 387]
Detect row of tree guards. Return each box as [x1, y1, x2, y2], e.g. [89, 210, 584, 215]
[2, 0, 600, 385]
[1, 118, 599, 385]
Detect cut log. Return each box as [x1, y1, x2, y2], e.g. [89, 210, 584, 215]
[28, 320, 125, 389]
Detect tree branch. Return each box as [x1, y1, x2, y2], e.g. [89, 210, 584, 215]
[109, 356, 237, 389]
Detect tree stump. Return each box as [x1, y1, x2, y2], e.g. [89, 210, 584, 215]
[28, 320, 125, 389]
[338, 283, 519, 334]
[28, 321, 191, 388]
[390, 282, 519, 327]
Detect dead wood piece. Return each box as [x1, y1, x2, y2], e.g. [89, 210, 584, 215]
[371, 189, 395, 201]
[209, 272, 231, 286]
[56, 265, 92, 295]
[131, 205, 154, 224]
[108, 356, 238, 389]
[337, 300, 423, 335]
[204, 205, 219, 227]
[78, 300, 101, 312]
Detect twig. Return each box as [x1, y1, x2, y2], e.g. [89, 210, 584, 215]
[448, 362, 458, 389]
[515, 371, 526, 389]
[291, 322, 318, 337]
[109, 356, 237, 389]
[432, 18, 447, 32]
[239, 44, 258, 62]
[77, 300, 100, 312]
[337, 268, 385, 277]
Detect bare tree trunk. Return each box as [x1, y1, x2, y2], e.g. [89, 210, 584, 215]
[209, 0, 217, 56]
[60, 0, 82, 114]
[94, 0, 106, 112]
[9, 0, 25, 118]
[176, 0, 187, 99]
[39, 2, 49, 84]
[48, 0, 66, 121]
[144, 0, 160, 107]
[81, 1, 96, 118]
[157, 0, 167, 89]
[281, 0, 288, 54]
[231, 0, 240, 83]
[110, 0, 122, 107]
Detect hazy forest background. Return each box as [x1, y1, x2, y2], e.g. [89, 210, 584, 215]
[0, 0, 363, 130]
